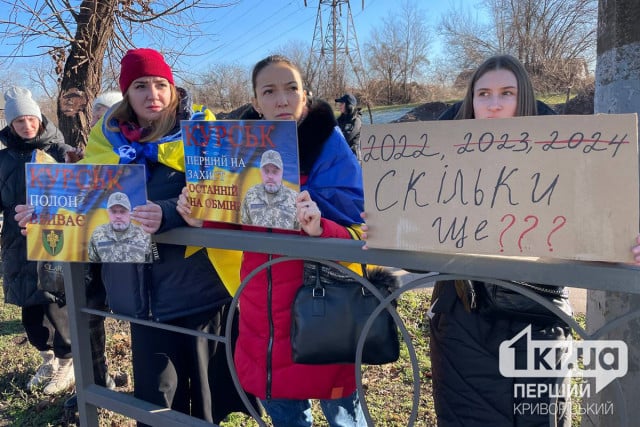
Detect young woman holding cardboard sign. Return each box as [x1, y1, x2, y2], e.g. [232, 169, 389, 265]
[431, 55, 573, 427]
[363, 55, 573, 427]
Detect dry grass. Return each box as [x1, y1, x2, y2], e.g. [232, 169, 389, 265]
[0, 282, 436, 426]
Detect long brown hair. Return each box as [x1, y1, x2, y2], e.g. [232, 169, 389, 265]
[455, 55, 537, 119]
[105, 84, 179, 142]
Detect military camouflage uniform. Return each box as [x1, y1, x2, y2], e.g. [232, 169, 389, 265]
[241, 184, 299, 229]
[88, 223, 152, 263]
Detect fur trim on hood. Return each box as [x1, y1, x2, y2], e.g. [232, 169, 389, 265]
[297, 99, 337, 174]
[240, 98, 338, 175]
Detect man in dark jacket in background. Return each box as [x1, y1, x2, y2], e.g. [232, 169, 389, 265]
[335, 93, 362, 158]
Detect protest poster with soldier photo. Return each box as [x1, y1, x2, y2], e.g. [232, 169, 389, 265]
[181, 120, 301, 230]
[25, 163, 151, 262]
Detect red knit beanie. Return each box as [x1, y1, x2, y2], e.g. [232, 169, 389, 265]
[119, 48, 175, 94]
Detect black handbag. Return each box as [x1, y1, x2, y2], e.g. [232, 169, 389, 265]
[290, 261, 400, 365]
[455, 279, 572, 325]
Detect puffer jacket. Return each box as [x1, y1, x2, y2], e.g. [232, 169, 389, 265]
[81, 89, 231, 321]
[231, 99, 365, 400]
[0, 116, 72, 306]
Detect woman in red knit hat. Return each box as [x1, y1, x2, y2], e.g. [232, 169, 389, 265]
[14, 48, 254, 425]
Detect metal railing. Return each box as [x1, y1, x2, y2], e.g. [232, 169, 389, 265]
[63, 226, 640, 426]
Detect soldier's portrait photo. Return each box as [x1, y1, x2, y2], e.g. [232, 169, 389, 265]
[88, 191, 152, 263]
[240, 149, 299, 229]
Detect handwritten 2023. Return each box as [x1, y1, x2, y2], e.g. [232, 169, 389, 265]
[362, 130, 630, 162]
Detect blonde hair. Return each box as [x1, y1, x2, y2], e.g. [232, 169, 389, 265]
[455, 55, 537, 120]
[105, 84, 179, 142]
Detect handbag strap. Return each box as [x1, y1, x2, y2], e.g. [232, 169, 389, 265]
[311, 262, 325, 297]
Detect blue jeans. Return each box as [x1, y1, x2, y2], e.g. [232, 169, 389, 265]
[260, 391, 366, 427]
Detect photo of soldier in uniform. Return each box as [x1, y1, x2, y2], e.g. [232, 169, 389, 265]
[88, 192, 152, 263]
[240, 149, 299, 229]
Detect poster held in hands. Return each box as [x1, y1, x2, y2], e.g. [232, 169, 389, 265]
[25, 162, 150, 263]
[360, 113, 639, 263]
[181, 119, 301, 230]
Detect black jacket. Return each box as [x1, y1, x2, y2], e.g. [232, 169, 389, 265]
[0, 117, 72, 306]
[430, 100, 571, 427]
[337, 109, 362, 154]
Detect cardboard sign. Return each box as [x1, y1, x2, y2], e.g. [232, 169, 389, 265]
[182, 120, 301, 230]
[361, 114, 639, 263]
[25, 163, 150, 262]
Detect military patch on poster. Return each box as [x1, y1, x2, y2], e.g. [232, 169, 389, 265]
[42, 229, 64, 256]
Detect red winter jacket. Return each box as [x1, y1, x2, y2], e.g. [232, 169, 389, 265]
[232, 219, 356, 400]
[205, 98, 364, 400]
[204, 218, 357, 400]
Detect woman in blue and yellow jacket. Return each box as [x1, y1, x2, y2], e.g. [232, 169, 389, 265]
[80, 48, 252, 425]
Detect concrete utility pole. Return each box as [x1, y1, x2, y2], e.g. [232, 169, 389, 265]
[585, 1, 640, 426]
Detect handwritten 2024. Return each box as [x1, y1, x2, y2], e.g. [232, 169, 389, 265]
[360, 115, 638, 262]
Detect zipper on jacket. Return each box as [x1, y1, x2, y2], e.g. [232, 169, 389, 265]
[266, 252, 274, 400]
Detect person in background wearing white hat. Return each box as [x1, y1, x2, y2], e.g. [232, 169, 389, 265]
[90, 91, 123, 128]
[87, 191, 151, 263]
[0, 86, 76, 395]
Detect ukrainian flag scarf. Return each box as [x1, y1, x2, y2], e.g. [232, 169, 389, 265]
[81, 105, 242, 295]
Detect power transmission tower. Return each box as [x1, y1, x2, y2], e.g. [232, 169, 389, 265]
[304, 0, 366, 99]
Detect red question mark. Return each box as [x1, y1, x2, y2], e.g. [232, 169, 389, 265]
[547, 215, 567, 252]
[518, 215, 539, 252]
[499, 214, 516, 252]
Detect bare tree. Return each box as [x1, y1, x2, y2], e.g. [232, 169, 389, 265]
[188, 63, 251, 112]
[366, 21, 403, 104]
[440, 0, 597, 92]
[0, 0, 235, 148]
[397, 1, 431, 103]
[365, 0, 431, 105]
[439, 3, 495, 70]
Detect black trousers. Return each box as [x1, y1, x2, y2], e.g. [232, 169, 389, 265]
[22, 301, 72, 359]
[85, 263, 109, 386]
[130, 303, 256, 426]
